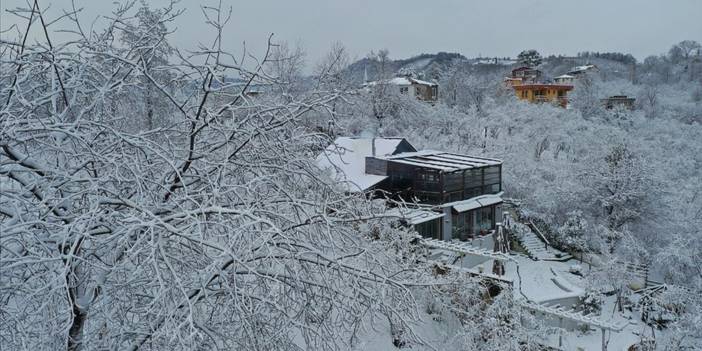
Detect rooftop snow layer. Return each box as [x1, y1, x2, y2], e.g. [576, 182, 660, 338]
[448, 194, 503, 213]
[316, 137, 405, 192]
[379, 150, 502, 172]
[385, 207, 445, 225]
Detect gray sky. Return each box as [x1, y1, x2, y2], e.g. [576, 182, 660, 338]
[2, 0, 701, 68]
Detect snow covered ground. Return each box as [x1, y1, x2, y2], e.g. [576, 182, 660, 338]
[433, 243, 670, 351]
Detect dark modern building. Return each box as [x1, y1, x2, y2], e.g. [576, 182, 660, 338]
[317, 137, 504, 241]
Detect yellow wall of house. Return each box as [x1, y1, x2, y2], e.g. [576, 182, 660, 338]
[514, 87, 568, 103]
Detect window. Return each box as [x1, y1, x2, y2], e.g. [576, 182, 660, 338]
[476, 206, 494, 233]
[415, 219, 440, 239]
[400, 87, 408, 94]
[414, 191, 440, 204]
[444, 191, 463, 203]
[464, 168, 483, 188]
[485, 184, 501, 194]
[483, 166, 501, 194]
[444, 172, 462, 192]
[465, 186, 483, 199]
[419, 172, 439, 183]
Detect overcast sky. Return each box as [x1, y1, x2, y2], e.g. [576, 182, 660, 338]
[2, 0, 701, 68]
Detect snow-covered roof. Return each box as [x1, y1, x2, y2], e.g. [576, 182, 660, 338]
[555, 74, 574, 79]
[366, 77, 437, 87]
[406, 77, 437, 86]
[447, 194, 503, 213]
[385, 207, 444, 225]
[569, 64, 598, 73]
[388, 77, 412, 85]
[378, 151, 502, 172]
[316, 137, 411, 192]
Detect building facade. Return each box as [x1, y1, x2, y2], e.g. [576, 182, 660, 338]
[513, 84, 573, 108]
[317, 137, 504, 241]
[364, 76, 439, 102]
[601, 95, 636, 110]
[554, 74, 575, 84]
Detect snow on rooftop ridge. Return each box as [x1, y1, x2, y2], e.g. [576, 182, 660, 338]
[387, 77, 412, 85]
[570, 64, 597, 72]
[366, 77, 438, 87]
[407, 77, 437, 86]
[378, 151, 503, 172]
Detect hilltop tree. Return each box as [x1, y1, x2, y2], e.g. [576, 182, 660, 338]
[668, 40, 701, 64]
[517, 49, 542, 67]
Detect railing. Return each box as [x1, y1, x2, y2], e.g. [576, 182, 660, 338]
[532, 96, 568, 105]
[527, 219, 550, 250]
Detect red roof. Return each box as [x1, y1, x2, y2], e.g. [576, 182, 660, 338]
[513, 84, 573, 91]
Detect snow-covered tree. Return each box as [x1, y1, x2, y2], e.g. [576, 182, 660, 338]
[587, 144, 651, 236]
[556, 210, 589, 253]
[517, 49, 542, 67]
[119, 1, 178, 130]
[0, 4, 448, 350]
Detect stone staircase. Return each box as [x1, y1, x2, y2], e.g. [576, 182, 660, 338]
[511, 220, 572, 261]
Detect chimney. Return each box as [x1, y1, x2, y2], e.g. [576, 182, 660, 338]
[371, 137, 376, 156]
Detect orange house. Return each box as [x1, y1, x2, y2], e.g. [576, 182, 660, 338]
[513, 83, 573, 108]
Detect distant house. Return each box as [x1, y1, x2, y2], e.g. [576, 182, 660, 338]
[504, 77, 525, 87]
[474, 57, 518, 66]
[568, 64, 599, 76]
[601, 95, 636, 110]
[364, 76, 439, 102]
[512, 66, 542, 81]
[317, 137, 504, 241]
[504, 66, 543, 87]
[513, 84, 573, 108]
[554, 74, 575, 84]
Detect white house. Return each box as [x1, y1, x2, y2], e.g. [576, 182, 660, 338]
[554, 74, 575, 84]
[364, 76, 439, 102]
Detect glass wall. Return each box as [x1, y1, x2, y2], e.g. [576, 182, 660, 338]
[451, 212, 473, 240]
[476, 206, 495, 233]
[452, 205, 498, 240]
[415, 218, 441, 240]
[445, 165, 502, 202]
[414, 170, 441, 192]
[482, 166, 501, 194]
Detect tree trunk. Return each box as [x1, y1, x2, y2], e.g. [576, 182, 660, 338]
[67, 288, 87, 351]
